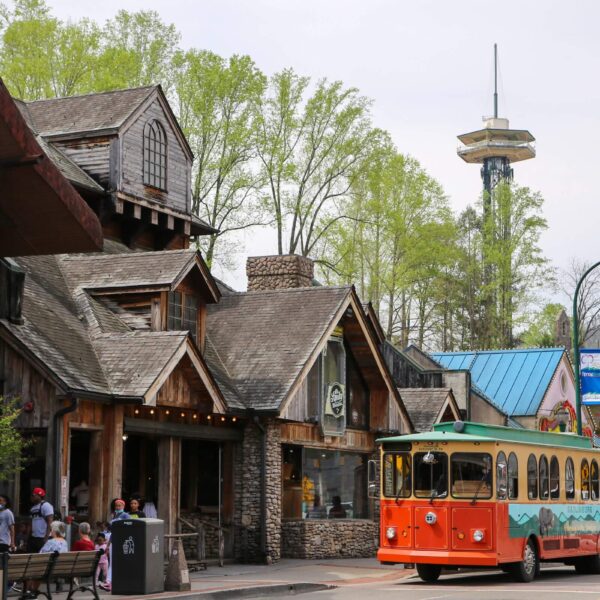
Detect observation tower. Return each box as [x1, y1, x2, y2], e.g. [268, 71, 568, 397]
[457, 44, 535, 197]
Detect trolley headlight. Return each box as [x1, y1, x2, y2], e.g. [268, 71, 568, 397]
[386, 527, 397, 540]
[472, 529, 484, 543]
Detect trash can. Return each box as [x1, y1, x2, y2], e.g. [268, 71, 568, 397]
[111, 518, 164, 595]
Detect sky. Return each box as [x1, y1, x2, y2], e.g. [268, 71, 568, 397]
[45, 0, 600, 292]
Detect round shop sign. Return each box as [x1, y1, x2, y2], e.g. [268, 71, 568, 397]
[328, 383, 345, 417]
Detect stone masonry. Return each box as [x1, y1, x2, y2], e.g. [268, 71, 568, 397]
[246, 255, 314, 291]
[234, 419, 282, 563]
[281, 519, 378, 559]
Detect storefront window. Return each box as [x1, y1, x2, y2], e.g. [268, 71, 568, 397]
[302, 449, 367, 519]
[282, 445, 303, 518]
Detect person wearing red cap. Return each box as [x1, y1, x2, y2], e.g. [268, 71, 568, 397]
[28, 488, 54, 553]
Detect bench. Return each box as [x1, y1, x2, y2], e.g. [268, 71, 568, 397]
[1, 550, 103, 600]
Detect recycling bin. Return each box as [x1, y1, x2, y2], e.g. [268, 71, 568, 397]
[111, 518, 164, 595]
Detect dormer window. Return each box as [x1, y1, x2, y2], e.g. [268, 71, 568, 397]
[143, 119, 167, 190]
[168, 291, 199, 343]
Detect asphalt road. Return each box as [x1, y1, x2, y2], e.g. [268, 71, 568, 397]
[285, 567, 600, 600]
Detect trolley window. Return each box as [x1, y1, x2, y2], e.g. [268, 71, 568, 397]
[527, 454, 538, 499]
[451, 453, 492, 499]
[508, 452, 519, 499]
[582, 459, 590, 500]
[496, 451, 507, 500]
[382, 452, 411, 498]
[550, 456, 560, 499]
[592, 460, 599, 501]
[565, 457, 575, 500]
[414, 452, 448, 499]
[539, 455, 549, 500]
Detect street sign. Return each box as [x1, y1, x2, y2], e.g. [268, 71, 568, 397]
[580, 349, 600, 404]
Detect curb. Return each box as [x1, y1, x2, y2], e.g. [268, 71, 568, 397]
[161, 583, 334, 599]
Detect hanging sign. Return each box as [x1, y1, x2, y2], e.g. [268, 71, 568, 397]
[581, 349, 600, 404]
[324, 383, 345, 418]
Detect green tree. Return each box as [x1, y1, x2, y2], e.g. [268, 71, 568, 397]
[174, 50, 267, 267]
[520, 303, 565, 347]
[0, 0, 101, 100]
[480, 182, 552, 347]
[255, 70, 376, 256]
[0, 397, 26, 481]
[96, 10, 180, 92]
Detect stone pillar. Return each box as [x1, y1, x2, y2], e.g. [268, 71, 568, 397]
[236, 420, 282, 563]
[246, 255, 314, 291]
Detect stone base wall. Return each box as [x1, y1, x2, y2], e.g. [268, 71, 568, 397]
[179, 513, 221, 558]
[281, 519, 378, 559]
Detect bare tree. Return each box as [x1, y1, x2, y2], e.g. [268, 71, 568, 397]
[561, 258, 600, 347]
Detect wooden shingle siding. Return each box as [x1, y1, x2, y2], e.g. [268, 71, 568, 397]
[54, 137, 113, 186]
[121, 98, 190, 214]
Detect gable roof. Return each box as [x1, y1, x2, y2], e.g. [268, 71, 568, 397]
[430, 348, 565, 417]
[24, 86, 155, 138]
[0, 79, 102, 256]
[398, 388, 458, 432]
[0, 253, 225, 410]
[59, 249, 220, 302]
[206, 286, 351, 412]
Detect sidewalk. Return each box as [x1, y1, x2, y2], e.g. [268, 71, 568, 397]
[10, 559, 414, 599]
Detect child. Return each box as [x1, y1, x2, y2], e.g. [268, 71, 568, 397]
[95, 533, 109, 587]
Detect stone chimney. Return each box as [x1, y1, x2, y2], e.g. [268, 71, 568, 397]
[246, 255, 314, 291]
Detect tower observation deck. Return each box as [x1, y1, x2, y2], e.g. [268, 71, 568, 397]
[457, 44, 535, 195]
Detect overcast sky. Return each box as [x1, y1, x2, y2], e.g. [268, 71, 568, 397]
[46, 0, 600, 292]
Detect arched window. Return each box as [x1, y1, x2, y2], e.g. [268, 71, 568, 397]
[527, 454, 538, 499]
[565, 458, 575, 500]
[592, 460, 599, 501]
[581, 459, 590, 500]
[550, 456, 560, 499]
[539, 455, 549, 500]
[496, 451, 507, 499]
[143, 119, 167, 190]
[508, 453, 518, 499]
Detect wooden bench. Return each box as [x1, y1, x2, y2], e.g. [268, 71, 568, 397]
[1, 550, 103, 600]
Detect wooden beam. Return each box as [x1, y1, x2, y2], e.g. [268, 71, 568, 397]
[124, 417, 242, 441]
[158, 437, 180, 538]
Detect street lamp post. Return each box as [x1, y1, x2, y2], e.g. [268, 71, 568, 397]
[573, 260, 600, 436]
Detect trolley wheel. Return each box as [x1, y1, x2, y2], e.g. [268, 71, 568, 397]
[574, 554, 600, 575]
[509, 539, 538, 583]
[416, 563, 442, 582]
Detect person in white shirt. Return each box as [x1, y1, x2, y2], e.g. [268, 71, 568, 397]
[28, 488, 54, 553]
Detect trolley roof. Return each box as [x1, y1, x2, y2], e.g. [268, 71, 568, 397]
[377, 421, 594, 450]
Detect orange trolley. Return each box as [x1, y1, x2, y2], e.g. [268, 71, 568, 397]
[373, 421, 600, 582]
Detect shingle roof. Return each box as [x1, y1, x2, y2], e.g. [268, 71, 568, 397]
[24, 86, 155, 137]
[398, 388, 453, 432]
[1, 252, 225, 406]
[205, 286, 351, 411]
[93, 331, 187, 398]
[59, 249, 198, 291]
[430, 348, 565, 417]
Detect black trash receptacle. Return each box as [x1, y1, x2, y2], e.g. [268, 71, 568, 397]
[111, 518, 164, 595]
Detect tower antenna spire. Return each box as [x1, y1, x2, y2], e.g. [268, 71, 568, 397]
[494, 43, 498, 118]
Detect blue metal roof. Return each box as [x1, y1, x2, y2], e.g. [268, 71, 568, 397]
[430, 348, 565, 417]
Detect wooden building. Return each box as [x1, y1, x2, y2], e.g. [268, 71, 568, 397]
[0, 85, 413, 562]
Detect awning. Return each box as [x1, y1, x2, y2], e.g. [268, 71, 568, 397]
[0, 79, 103, 256]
